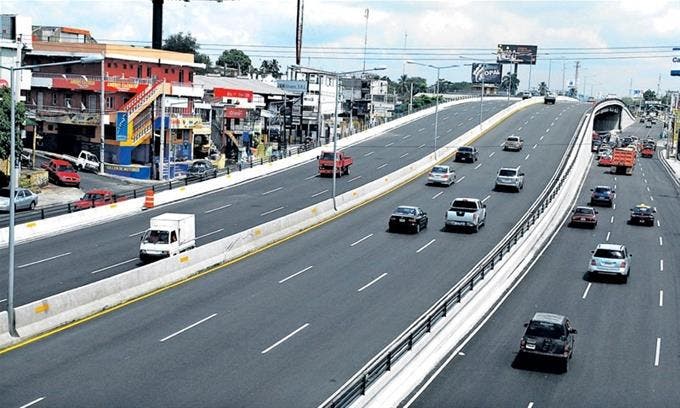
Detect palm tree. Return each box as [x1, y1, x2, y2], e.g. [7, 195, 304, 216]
[537, 81, 548, 95]
[501, 73, 520, 95]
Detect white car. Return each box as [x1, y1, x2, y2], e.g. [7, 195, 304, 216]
[494, 166, 525, 192]
[587, 243, 631, 283]
[427, 165, 456, 186]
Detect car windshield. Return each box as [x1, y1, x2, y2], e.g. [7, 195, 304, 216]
[594, 249, 625, 259]
[594, 187, 611, 193]
[459, 147, 472, 153]
[142, 230, 169, 244]
[634, 206, 652, 214]
[450, 200, 477, 210]
[526, 321, 565, 339]
[499, 169, 516, 177]
[320, 152, 335, 160]
[431, 166, 448, 173]
[394, 207, 416, 216]
[574, 208, 594, 215]
[56, 164, 74, 172]
[83, 193, 103, 200]
[507, 137, 519, 142]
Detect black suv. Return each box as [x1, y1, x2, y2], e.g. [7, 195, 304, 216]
[455, 146, 479, 163]
[590, 186, 615, 207]
[629, 204, 655, 226]
[518, 312, 577, 372]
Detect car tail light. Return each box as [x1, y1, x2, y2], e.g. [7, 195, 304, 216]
[620, 261, 626, 268]
[520, 338, 526, 348]
[428, 173, 433, 177]
[442, 175, 448, 179]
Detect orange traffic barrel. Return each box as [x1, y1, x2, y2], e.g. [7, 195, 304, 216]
[143, 189, 154, 209]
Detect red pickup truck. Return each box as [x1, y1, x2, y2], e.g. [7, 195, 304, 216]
[318, 151, 353, 177]
[73, 189, 127, 210]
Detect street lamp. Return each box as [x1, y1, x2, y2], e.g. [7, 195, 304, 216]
[0, 54, 103, 337]
[406, 61, 459, 159]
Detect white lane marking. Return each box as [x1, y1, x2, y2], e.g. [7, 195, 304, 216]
[447, 128, 453, 133]
[377, 163, 388, 169]
[489, 152, 496, 158]
[432, 191, 444, 199]
[653, 207, 657, 212]
[458, 123, 463, 127]
[262, 186, 283, 196]
[481, 194, 491, 203]
[659, 236, 663, 246]
[614, 176, 617, 181]
[18, 252, 71, 269]
[160, 313, 218, 342]
[399, 152, 409, 159]
[204, 203, 232, 214]
[443, 116, 449, 120]
[660, 259, 664, 271]
[606, 231, 611, 242]
[613, 203, 616, 210]
[474, 163, 483, 169]
[0, 298, 6, 303]
[532, 144, 538, 149]
[546, 128, 550, 133]
[539, 135, 544, 141]
[350, 233, 374, 247]
[582, 282, 592, 299]
[499, 142, 505, 147]
[129, 229, 147, 237]
[614, 184, 617, 189]
[551, 122, 555, 126]
[347, 175, 363, 183]
[659, 290, 664, 307]
[91, 258, 138, 275]
[524, 154, 530, 160]
[311, 189, 329, 198]
[646, 186, 650, 192]
[418, 143, 426, 148]
[403, 135, 412, 140]
[468, 117, 473, 121]
[527, 403, 534, 408]
[524, 120, 528, 125]
[531, 116, 535, 119]
[657, 220, 660, 227]
[642, 172, 646, 177]
[644, 179, 648, 184]
[196, 228, 224, 240]
[654, 337, 661, 367]
[364, 151, 375, 157]
[416, 239, 436, 254]
[261, 323, 310, 354]
[517, 126, 523, 131]
[358, 273, 388, 292]
[279, 266, 313, 284]
[610, 216, 614, 224]
[304, 174, 317, 180]
[260, 206, 285, 217]
[385, 142, 394, 147]
[650, 196, 654, 201]
[19, 398, 45, 408]
[456, 176, 466, 183]
[418, 127, 425, 133]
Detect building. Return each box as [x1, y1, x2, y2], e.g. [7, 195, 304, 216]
[0, 14, 33, 94]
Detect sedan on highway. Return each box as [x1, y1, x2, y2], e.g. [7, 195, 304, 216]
[388, 206, 428, 233]
[629, 204, 655, 226]
[455, 146, 479, 163]
[0, 187, 38, 211]
[427, 165, 456, 186]
[494, 166, 524, 192]
[589, 186, 615, 207]
[502, 136, 524, 151]
[568, 206, 598, 228]
[518, 312, 577, 372]
[587, 243, 631, 283]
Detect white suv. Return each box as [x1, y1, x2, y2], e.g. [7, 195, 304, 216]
[494, 166, 524, 192]
[587, 243, 631, 283]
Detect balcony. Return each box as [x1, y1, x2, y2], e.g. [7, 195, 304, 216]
[31, 73, 153, 93]
[25, 103, 110, 126]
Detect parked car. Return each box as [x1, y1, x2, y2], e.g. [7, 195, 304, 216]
[43, 159, 80, 187]
[188, 159, 218, 178]
[388, 205, 428, 233]
[629, 203, 655, 226]
[445, 197, 486, 232]
[427, 165, 456, 186]
[73, 189, 127, 211]
[569, 206, 598, 228]
[518, 312, 577, 372]
[587, 243, 631, 283]
[503, 135, 524, 151]
[455, 146, 479, 163]
[589, 186, 615, 207]
[494, 166, 525, 192]
[0, 188, 38, 212]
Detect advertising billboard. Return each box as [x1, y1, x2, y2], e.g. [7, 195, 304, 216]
[115, 112, 128, 141]
[277, 80, 308, 93]
[496, 44, 538, 65]
[471, 63, 503, 84]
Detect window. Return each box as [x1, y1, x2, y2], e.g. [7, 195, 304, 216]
[164, 68, 169, 74]
[188, 71, 193, 82]
[137, 65, 142, 78]
[179, 69, 184, 83]
[106, 96, 114, 110]
[123, 63, 127, 69]
[146, 66, 152, 77]
[64, 94, 72, 109]
[107, 62, 112, 68]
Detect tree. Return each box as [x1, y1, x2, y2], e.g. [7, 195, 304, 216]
[0, 86, 26, 161]
[163, 32, 211, 74]
[194, 53, 212, 75]
[643, 89, 657, 101]
[537, 81, 548, 95]
[259, 59, 282, 79]
[500, 73, 520, 95]
[217, 49, 252, 76]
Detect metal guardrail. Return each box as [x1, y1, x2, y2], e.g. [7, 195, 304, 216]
[321, 105, 593, 408]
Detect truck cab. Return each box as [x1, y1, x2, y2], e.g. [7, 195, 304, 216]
[318, 151, 353, 177]
[139, 213, 196, 262]
[76, 150, 101, 172]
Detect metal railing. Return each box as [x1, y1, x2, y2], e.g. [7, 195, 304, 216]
[321, 106, 592, 408]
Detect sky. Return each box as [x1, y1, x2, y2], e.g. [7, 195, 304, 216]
[3, 0, 680, 97]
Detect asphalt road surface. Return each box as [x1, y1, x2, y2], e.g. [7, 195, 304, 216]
[0, 101, 590, 407]
[409, 121, 680, 407]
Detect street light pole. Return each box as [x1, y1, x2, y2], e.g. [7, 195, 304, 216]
[99, 54, 106, 173]
[332, 74, 339, 210]
[480, 74, 485, 130]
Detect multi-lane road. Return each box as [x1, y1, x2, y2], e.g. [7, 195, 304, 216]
[0, 99, 515, 309]
[0, 100, 589, 407]
[409, 121, 680, 407]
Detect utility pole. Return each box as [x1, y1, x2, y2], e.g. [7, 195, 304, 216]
[362, 8, 369, 73]
[295, 0, 304, 65]
[574, 61, 581, 96]
[402, 31, 407, 76]
[562, 62, 566, 94]
[657, 74, 661, 98]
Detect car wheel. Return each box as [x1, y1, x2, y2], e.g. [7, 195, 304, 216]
[29, 201, 36, 210]
[415, 223, 421, 233]
[424, 220, 428, 229]
[622, 274, 628, 284]
[345, 166, 351, 175]
[561, 359, 569, 373]
[474, 223, 480, 233]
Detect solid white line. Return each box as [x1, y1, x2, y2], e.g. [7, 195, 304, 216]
[204, 203, 232, 214]
[304, 174, 317, 180]
[456, 176, 466, 183]
[659, 290, 664, 307]
[18, 252, 71, 269]
[524, 154, 530, 160]
[350, 233, 374, 247]
[262, 186, 283, 195]
[659, 236, 663, 246]
[160, 313, 218, 342]
[432, 191, 444, 199]
[399, 152, 409, 158]
[128, 229, 147, 237]
[416, 239, 436, 254]
[403, 135, 412, 139]
[654, 337, 661, 366]
[260, 206, 285, 216]
[610, 216, 614, 224]
[489, 151, 495, 158]
[606, 231, 611, 242]
[582, 282, 592, 299]
[196, 228, 224, 240]
[364, 151, 375, 157]
[532, 144, 538, 149]
[481, 194, 491, 203]
[91, 258, 138, 275]
[311, 189, 329, 198]
[385, 142, 394, 147]
[377, 163, 388, 169]
[660, 259, 664, 271]
[358, 273, 388, 292]
[261, 323, 310, 354]
[418, 127, 425, 132]
[347, 175, 363, 183]
[418, 143, 426, 148]
[19, 398, 45, 408]
[279, 266, 313, 284]
[474, 163, 482, 169]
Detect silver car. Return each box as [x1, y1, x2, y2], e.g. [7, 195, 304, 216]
[503, 136, 524, 151]
[427, 165, 456, 186]
[587, 243, 631, 283]
[494, 167, 524, 192]
[0, 188, 39, 211]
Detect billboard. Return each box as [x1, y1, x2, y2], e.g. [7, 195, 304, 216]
[214, 88, 253, 102]
[471, 63, 503, 84]
[277, 80, 307, 93]
[496, 44, 538, 65]
[115, 112, 128, 141]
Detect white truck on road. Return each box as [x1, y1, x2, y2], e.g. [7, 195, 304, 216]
[139, 213, 196, 262]
[75, 150, 101, 172]
[445, 198, 487, 232]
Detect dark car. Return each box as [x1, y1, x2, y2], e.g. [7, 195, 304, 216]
[388, 205, 428, 233]
[569, 206, 598, 228]
[518, 312, 577, 372]
[590, 186, 615, 207]
[187, 159, 218, 178]
[629, 204, 655, 226]
[455, 146, 479, 163]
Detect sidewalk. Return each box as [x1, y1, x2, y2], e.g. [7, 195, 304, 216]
[658, 143, 680, 187]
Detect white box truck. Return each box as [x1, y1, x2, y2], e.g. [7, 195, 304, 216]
[139, 213, 196, 262]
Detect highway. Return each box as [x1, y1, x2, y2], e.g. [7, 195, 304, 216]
[0, 101, 589, 407]
[0, 99, 515, 309]
[409, 121, 680, 407]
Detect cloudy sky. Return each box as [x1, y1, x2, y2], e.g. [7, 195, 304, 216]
[3, 0, 679, 97]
